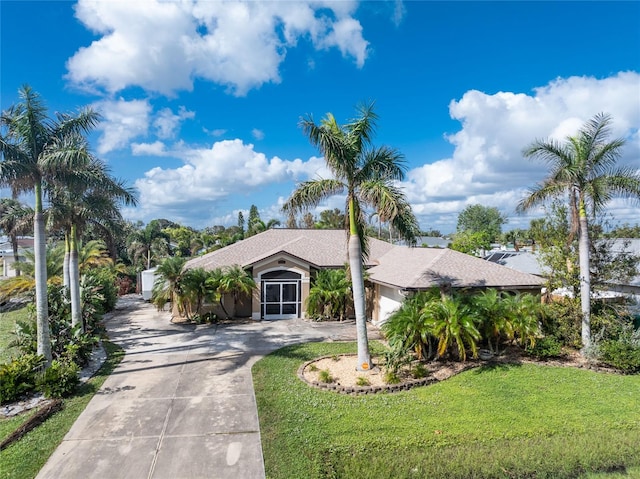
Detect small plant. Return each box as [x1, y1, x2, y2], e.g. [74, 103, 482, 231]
[331, 355, 341, 362]
[0, 354, 44, 404]
[411, 363, 429, 379]
[318, 369, 334, 383]
[37, 359, 80, 398]
[308, 364, 319, 372]
[525, 336, 564, 360]
[384, 371, 401, 384]
[356, 376, 371, 386]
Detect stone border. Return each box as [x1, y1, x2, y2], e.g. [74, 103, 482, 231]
[297, 354, 439, 395]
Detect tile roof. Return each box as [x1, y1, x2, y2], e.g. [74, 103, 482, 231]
[185, 229, 544, 290]
[184, 229, 395, 271]
[368, 246, 544, 290]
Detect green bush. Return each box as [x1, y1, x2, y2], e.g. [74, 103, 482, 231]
[0, 354, 44, 405]
[86, 268, 118, 313]
[526, 335, 564, 360]
[599, 339, 640, 374]
[37, 359, 80, 398]
[542, 299, 582, 348]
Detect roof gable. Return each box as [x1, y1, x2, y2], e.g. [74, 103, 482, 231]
[368, 247, 544, 290]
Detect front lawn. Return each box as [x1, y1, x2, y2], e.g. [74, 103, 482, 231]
[253, 342, 640, 479]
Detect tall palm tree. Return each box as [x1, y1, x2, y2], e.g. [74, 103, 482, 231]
[517, 113, 640, 349]
[283, 102, 419, 370]
[0, 85, 100, 364]
[49, 152, 136, 329]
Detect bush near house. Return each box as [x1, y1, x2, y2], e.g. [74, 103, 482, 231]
[382, 287, 640, 375]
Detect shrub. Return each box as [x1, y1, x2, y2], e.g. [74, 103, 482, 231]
[0, 354, 44, 405]
[542, 299, 582, 348]
[318, 369, 334, 383]
[411, 362, 429, 379]
[525, 335, 564, 360]
[384, 371, 401, 384]
[308, 364, 318, 372]
[599, 338, 640, 374]
[37, 360, 80, 398]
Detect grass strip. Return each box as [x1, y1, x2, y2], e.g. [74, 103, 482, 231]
[253, 341, 640, 479]
[0, 341, 124, 479]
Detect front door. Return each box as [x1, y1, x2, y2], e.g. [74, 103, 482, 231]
[263, 281, 299, 319]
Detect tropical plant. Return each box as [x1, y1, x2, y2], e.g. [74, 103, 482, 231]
[217, 265, 256, 318]
[151, 256, 187, 313]
[471, 289, 513, 354]
[382, 290, 438, 362]
[504, 293, 542, 348]
[517, 113, 640, 350]
[306, 269, 352, 321]
[0, 244, 65, 301]
[178, 267, 218, 320]
[127, 220, 170, 270]
[283, 102, 419, 370]
[0, 85, 101, 364]
[48, 157, 136, 330]
[424, 295, 481, 361]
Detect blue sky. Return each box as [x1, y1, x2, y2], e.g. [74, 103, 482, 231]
[2, 1, 639, 234]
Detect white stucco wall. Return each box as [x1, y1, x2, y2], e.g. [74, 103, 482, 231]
[376, 284, 405, 326]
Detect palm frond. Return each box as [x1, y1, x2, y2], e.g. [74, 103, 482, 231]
[282, 179, 345, 215]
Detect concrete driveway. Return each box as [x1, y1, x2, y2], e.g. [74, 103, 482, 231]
[36, 296, 378, 479]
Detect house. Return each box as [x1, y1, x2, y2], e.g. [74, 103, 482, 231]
[0, 237, 34, 278]
[184, 229, 544, 323]
[485, 239, 640, 315]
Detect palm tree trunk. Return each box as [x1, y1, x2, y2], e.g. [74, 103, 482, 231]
[63, 234, 70, 289]
[69, 224, 83, 331]
[578, 202, 591, 350]
[10, 231, 21, 276]
[348, 200, 371, 371]
[34, 182, 52, 365]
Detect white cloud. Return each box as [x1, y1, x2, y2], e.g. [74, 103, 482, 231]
[404, 72, 640, 232]
[251, 128, 265, 141]
[131, 139, 331, 226]
[154, 107, 195, 139]
[67, 0, 368, 96]
[131, 141, 167, 156]
[93, 98, 151, 154]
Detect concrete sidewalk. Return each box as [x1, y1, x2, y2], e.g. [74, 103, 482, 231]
[36, 296, 376, 479]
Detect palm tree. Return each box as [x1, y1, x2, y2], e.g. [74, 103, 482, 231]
[48, 153, 136, 330]
[152, 256, 187, 314]
[472, 289, 513, 354]
[127, 221, 170, 270]
[517, 113, 640, 349]
[0, 85, 100, 364]
[217, 265, 256, 319]
[283, 102, 419, 370]
[306, 268, 352, 321]
[0, 198, 32, 276]
[424, 296, 481, 361]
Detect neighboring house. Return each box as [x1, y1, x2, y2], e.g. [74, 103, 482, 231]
[484, 250, 544, 277]
[184, 229, 544, 323]
[484, 240, 640, 314]
[0, 237, 34, 278]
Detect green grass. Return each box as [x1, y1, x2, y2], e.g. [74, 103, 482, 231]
[0, 341, 124, 479]
[0, 306, 28, 363]
[253, 342, 640, 479]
